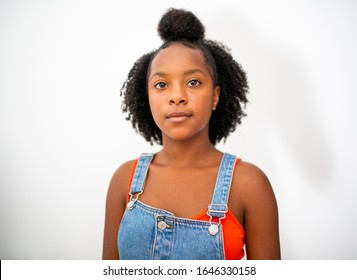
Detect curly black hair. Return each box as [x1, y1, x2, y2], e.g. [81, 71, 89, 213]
[121, 8, 249, 145]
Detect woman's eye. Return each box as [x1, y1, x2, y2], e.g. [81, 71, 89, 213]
[188, 79, 201, 87]
[155, 82, 167, 89]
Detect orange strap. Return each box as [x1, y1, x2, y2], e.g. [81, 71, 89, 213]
[126, 159, 139, 203]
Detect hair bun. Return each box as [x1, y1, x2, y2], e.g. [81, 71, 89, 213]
[158, 8, 205, 42]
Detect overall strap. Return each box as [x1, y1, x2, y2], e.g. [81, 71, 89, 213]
[129, 153, 154, 194]
[208, 153, 237, 219]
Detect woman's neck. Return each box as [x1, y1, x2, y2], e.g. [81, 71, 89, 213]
[156, 136, 221, 168]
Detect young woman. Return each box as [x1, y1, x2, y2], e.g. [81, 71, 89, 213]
[103, 8, 280, 260]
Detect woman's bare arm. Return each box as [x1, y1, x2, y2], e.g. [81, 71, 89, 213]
[102, 160, 136, 260]
[235, 161, 281, 260]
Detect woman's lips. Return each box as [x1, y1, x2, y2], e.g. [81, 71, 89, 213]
[166, 112, 192, 123]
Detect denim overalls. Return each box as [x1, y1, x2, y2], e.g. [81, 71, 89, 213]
[118, 153, 237, 260]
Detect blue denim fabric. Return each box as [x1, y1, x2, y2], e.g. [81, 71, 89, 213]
[118, 153, 237, 260]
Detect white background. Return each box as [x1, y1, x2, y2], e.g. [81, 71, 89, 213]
[1, 0, 356, 259]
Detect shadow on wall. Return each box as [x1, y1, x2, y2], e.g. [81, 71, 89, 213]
[211, 11, 333, 187]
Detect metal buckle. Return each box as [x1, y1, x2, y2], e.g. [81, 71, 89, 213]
[207, 204, 228, 214]
[127, 191, 143, 210]
[206, 204, 228, 236]
[206, 210, 224, 236]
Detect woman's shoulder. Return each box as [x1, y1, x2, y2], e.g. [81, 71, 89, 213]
[232, 159, 276, 207]
[111, 159, 138, 182]
[107, 159, 138, 203]
[234, 160, 270, 187]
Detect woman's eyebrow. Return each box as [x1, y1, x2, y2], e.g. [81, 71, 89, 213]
[183, 69, 205, 75]
[150, 69, 205, 81]
[151, 71, 167, 78]
[149, 71, 167, 82]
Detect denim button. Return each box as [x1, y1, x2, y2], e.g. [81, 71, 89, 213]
[158, 221, 167, 230]
[127, 201, 135, 210]
[209, 224, 219, 235]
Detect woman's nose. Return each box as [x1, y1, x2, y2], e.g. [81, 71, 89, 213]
[168, 86, 188, 105]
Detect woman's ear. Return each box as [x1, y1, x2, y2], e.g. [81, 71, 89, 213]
[213, 85, 220, 110]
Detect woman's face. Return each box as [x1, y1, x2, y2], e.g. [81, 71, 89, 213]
[147, 43, 220, 144]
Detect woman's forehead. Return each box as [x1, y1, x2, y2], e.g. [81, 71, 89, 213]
[149, 43, 209, 74]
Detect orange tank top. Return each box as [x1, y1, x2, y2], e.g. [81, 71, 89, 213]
[126, 159, 245, 260]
